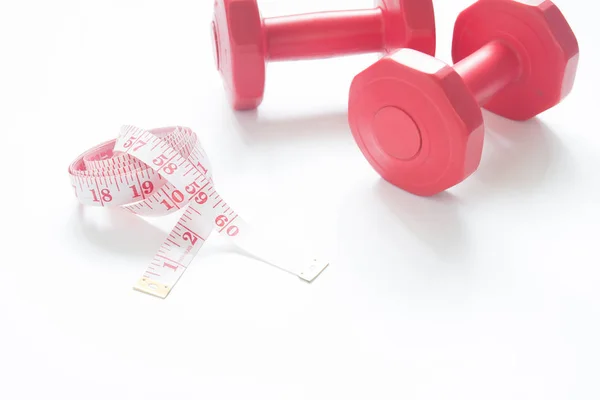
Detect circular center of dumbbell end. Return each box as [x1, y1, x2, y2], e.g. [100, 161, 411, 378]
[211, 21, 220, 71]
[372, 106, 422, 161]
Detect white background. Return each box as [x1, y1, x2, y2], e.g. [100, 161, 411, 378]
[1, 0, 598, 399]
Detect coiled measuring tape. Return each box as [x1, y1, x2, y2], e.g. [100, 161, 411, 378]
[68, 125, 329, 298]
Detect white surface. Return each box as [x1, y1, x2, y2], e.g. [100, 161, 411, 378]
[1, 0, 599, 399]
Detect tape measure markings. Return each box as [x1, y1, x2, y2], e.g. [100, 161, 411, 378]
[69, 125, 329, 298]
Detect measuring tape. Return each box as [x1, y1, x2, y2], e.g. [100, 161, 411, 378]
[68, 125, 329, 298]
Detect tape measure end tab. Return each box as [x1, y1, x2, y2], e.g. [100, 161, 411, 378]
[298, 259, 329, 282]
[133, 278, 171, 299]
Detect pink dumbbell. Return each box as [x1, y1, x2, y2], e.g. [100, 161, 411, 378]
[212, 0, 436, 110]
[348, 0, 579, 196]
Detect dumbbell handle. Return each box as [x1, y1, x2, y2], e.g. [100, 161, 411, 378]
[454, 41, 521, 105]
[263, 9, 384, 61]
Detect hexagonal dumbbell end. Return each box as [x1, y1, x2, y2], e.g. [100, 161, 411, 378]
[212, 0, 437, 110]
[452, 0, 579, 121]
[212, 0, 266, 110]
[348, 0, 579, 196]
[348, 49, 485, 196]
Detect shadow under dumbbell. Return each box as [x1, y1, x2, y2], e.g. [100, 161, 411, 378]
[232, 109, 351, 144]
[373, 179, 468, 263]
[461, 111, 566, 197]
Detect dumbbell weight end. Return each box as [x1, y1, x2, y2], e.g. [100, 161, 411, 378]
[212, 0, 436, 110]
[347, 0, 579, 197]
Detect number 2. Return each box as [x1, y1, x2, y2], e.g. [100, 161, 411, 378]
[182, 232, 198, 245]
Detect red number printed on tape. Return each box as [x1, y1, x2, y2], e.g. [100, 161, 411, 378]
[68, 126, 329, 298]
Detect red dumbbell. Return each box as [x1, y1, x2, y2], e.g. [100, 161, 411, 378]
[212, 0, 436, 110]
[348, 0, 579, 196]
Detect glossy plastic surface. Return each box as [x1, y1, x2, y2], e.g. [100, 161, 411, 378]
[213, 0, 266, 110]
[212, 0, 436, 110]
[348, 0, 579, 196]
[348, 49, 485, 196]
[454, 41, 521, 105]
[453, 0, 579, 120]
[263, 9, 385, 61]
